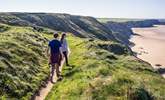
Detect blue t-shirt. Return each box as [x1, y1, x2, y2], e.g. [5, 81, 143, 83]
[48, 39, 61, 54]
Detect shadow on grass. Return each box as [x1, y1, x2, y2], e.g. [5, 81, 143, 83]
[63, 66, 81, 77]
[129, 88, 154, 100]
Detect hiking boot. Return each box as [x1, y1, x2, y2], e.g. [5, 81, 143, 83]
[66, 63, 70, 66]
[57, 76, 63, 81]
[50, 79, 56, 84]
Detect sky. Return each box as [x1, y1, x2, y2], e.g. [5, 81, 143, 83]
[0, 0, 165, 18]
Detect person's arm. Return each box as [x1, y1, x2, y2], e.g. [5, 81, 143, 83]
[65, 39, 71, 54]
[59, 47, 63, 59]
[59, 41, 63, 60]
[46, 46, 51, 64]
[46, 46, 50, 57]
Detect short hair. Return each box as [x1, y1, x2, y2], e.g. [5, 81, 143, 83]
[54, 33, 59, 38]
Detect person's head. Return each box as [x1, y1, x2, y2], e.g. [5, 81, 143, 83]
[61, 33, 66, 39]
[53, 32, 59, 39]
[61, 33, 66, 43]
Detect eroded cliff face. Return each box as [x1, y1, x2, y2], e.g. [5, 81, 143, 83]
[0, 13, 116, 41]
[103, 20, 160, 44]
[0, 13, 161, 45]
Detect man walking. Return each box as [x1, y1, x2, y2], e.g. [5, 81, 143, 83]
[47, 33, 63, 83]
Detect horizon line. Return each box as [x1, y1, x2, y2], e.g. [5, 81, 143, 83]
[0, 11, 165, 19]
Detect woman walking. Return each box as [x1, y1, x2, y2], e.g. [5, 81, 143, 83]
[61, 33, 70, 66]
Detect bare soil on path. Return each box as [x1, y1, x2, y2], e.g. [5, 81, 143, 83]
[33, 60, 64, 100]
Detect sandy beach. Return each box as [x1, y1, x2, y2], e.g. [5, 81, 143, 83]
[130, 25, 165, 70]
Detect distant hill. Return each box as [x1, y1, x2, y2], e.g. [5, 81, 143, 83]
[1, 13, 163, 45]
[98, 19, 161, 44]
[0, 13, 116, 41]
[97, 18, 145, 23]
[158, 19, 165, 24]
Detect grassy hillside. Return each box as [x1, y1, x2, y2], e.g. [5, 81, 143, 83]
[0, 13, 116, 41]
[0, 24, 50, 99]
[46, 33, 165, 100]
[0, 13, 165, 100]
[97, 18, 145, 23]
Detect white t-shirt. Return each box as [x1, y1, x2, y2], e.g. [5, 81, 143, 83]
[61, 39, 70, 53]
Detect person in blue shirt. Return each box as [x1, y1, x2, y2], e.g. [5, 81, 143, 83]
[47, 33, 63, 82]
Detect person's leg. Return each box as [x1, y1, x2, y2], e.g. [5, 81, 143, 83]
[63, 51, 69, 66]
[55, 63, 63, 81]
[50, 64, 55, 82]
[55, 63, 61, 77]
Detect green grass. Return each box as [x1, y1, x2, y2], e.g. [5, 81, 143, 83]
[46, 34, 165, 100]
[0, 24, 49, 99]
[0, 23, 165, 100]
[0, 24, 10, 32]
[97, 18, 145, 23]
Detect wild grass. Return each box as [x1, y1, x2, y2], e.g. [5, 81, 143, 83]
[97, 18, 144, 23]
[0, 24, 49, 99]
[0, 23, 165, 100]
[46, 33, 165, 100]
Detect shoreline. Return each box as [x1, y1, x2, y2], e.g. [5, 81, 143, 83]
[129, 25, 165, 78]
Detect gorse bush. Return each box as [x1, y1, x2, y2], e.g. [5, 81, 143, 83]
[129, 88, 154, 100]
[0, 24, 10, 32]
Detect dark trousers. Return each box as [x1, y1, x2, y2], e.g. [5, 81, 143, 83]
[63, 51, 69, 65]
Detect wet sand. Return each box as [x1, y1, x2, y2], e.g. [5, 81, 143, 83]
[130, 25, 165, 71]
